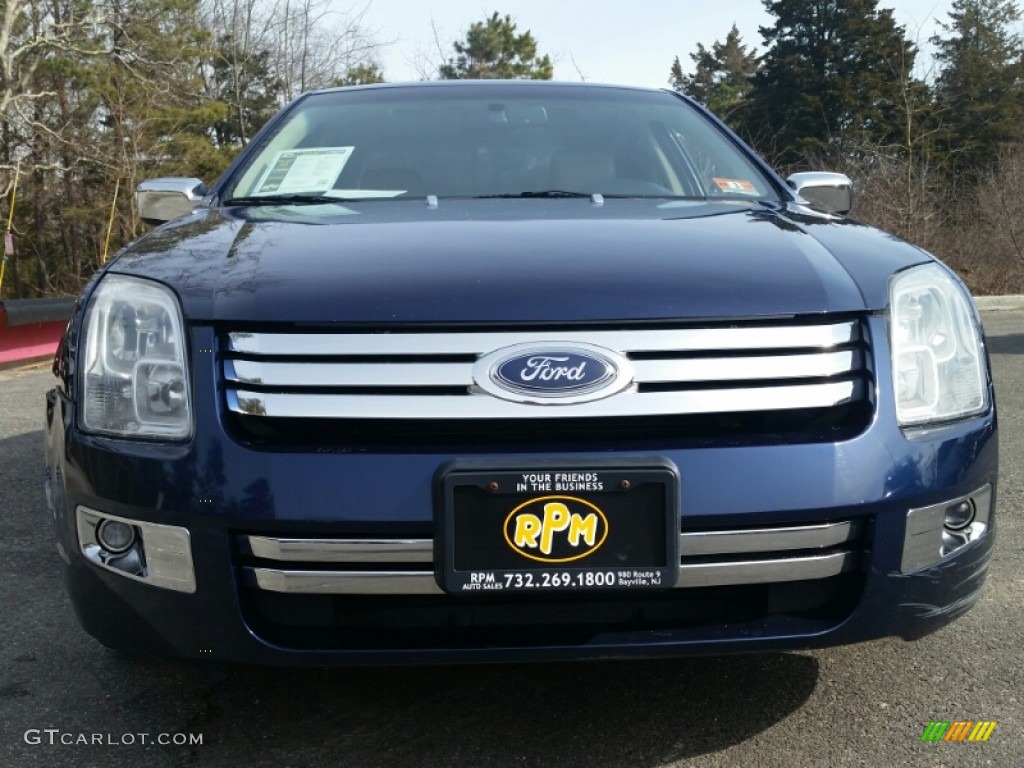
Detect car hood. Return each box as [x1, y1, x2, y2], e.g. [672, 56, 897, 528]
[109, 199, 931, 324]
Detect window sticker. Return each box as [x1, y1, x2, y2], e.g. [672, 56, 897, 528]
[712, 178, 758, 195]
[253, 147, 354, 195]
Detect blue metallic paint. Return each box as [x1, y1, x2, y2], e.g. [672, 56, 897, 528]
[104, 201, 927, 324]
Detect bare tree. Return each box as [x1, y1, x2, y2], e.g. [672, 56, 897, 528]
[972, 146, 1024, 292]
[270, 0, 378, 100]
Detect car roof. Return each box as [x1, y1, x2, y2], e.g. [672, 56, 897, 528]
[307, 80, 668, 97]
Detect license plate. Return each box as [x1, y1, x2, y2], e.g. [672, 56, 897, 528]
[436, 460, 679, 594]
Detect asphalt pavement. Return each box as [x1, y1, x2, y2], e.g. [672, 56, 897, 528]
[1, 313, 1021, 768]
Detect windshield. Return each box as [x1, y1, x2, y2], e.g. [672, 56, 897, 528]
[225, 84, 779, 203]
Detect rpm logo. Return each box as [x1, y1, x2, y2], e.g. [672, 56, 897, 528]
[503, 496, 609, 563]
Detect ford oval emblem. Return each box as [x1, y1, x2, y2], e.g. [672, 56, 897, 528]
[473, 342, 634, 404]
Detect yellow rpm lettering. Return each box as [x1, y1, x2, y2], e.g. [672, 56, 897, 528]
[513, 514, 542, 548]
[539, 502, 572, 554]
[567, 512, 598, 547]
[503, 495, 609, 563]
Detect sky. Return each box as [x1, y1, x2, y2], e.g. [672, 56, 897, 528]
[354, 0, 962, 88]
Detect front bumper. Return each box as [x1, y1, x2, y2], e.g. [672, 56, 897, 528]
[53, 484, 996, 665]
[46, 437, 998, 665]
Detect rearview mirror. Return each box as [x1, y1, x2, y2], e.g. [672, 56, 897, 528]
[786, 172, 853, 216]
[136, 178, 207, 225]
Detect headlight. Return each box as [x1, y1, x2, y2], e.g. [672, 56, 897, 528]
[889, 263, 988, 426]
[80, 274, 192, 439]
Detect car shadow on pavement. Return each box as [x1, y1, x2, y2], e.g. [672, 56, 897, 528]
[94, 652, 819, 767]
[985, 333, 1024, 356]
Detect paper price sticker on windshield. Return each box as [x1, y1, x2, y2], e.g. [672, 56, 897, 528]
[254, 147, 354, 195]
[712, 178, 758, 195]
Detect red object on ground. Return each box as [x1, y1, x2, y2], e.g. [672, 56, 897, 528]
[0, 299, 74, 367]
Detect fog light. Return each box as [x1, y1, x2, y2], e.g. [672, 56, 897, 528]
[901, 485, 993, 572]
[97, 519, 136, 553]
[77, 506, 196, 593]
[941, 529, 971, 557]
[943, 500, 975, 531]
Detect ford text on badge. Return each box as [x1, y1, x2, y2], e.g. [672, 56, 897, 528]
[496, 352, 610, 391]
[503, 496, 609, 563]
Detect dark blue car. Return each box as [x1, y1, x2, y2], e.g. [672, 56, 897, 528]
[44, 81, 997, 664]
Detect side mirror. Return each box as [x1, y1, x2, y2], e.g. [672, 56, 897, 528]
[136, 178, 207, 225]
[786, 172, 853, 216]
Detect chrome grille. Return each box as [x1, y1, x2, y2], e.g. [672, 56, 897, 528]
[237, 520, 863, 594]
[223, 320, 866, 420]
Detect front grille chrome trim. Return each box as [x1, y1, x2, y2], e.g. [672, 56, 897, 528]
[633, 350, 858, 383]
[241, 521, 861, 593]
[227, 322, 859, 356]
[224, 351, 860, 389]
[227, 380, 861, 419]
[246, 569, 441, 595]
[676, 551, 855, 588]
[679, 521, 860, 556]
[241, 521, 859, 563]
[242, 536, 433, 563]
[226, 360, 471, 388]
[224, 321, 867, 420]
[243, 551, 856, 594]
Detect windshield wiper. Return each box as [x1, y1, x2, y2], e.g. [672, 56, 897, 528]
[473, 190, 594, 199]
[221, 194, 357, 206]
[601, 194, 707, 200]
[474, 191, 713, 201]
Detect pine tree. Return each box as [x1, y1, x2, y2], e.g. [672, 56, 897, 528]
[932, 0, 1024, 174]
[439, 13, 553, 80]
[210, 34, 285, 147]
[334, 63, 386, 86]
[87, 0, 233, 236]
[743, 0, 920, 164]
[670, 25, 757, 127]
[669, 56, 685, 92]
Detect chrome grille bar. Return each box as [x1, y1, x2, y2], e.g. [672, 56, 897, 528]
[227, 381, 860, 419]
[240, 521, 858, 563]
[678, 521, 859, 555]
[247, 569, 440, 595]
[238, 521, 861, 593]
[244, 552, 856, 594]
[227, 321, 859, 356]
[226, 360, 469, 388]
[225, 351, 860, 388]
[242, 536, 433, 563]
[676, 552, 855, 588]
[632, 350, 858, 383]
